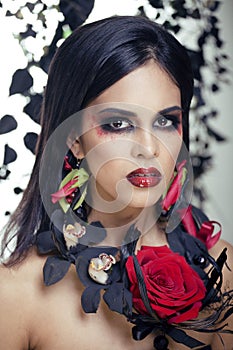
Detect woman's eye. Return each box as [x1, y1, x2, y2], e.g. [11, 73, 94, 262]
[111, 120, 131, 129]
[155, 116, 172, 127]
[101, 118, 134, 132]
[154, 115, 180, 131]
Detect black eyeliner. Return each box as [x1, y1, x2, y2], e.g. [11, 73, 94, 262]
[100, 116, 135, 133]
[154, 113, 181, 131]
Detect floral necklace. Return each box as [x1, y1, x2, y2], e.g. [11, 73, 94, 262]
[36, 157, 233, 350]
[36, 216, 233, 350]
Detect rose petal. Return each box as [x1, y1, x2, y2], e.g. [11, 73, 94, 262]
[126, 245, 206, 323]
[168, 302, 202, 324]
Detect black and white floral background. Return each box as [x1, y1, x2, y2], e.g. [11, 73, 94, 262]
[0, 0, 232, 243]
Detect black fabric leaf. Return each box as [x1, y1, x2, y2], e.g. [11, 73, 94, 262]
[81, 285, 102, 313]
[163, 21, 181, 34]
[9, 68, 33, 95]
[209, 1, 220, 12]
[198, 31, 209, 48]
[60, 0, 95, 30]
[23, 132, 38, 154]
[137, 6, 146, 17]
[206, 125, 226, 142]
[23, 93, 43, 123]
[51, 225, 68, 257]
[79, 221, 107, 245]
[36, 230, 58, 254]
[109, 263, 122, 283]
[14, 187, 23, 194]
[103, 283, 132, 314]
[211, 83, 219, 92]
[43, 256, 71, 286]
[19, 23, 36, 38]
[0, 115, 17, 134]
[3, 144, 17, 165]
[190, 8, 201, 19]
[192, 155, 212, 179]
[148, 0, 164, 8]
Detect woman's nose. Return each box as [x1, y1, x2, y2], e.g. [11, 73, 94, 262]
[131, 129, 159, 159]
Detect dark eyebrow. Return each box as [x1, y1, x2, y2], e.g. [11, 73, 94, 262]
[97, 108, 137, 117]
[97, 106, 182, 117]
[158, 106, 183, 114]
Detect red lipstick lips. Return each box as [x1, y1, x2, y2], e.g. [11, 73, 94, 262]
[126, 167, 162, 188]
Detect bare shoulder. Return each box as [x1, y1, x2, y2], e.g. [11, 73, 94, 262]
[0, 249, 86, 350]
[0, 248, 47, 296]
[0, 249, 47, 350]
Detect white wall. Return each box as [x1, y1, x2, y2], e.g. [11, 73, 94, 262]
[202, 0, 233, 243]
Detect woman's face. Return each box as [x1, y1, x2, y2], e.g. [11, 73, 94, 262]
[77, 61, 182, 212]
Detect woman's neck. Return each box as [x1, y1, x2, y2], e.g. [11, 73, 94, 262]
[87, 205, 166, 248]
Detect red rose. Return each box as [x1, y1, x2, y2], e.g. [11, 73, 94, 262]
[126, 245, 206, 324]
[162, 160, 186, 211]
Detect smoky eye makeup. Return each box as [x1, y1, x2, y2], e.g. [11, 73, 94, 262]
[94, 106, 182, 135]
[100, 116, 135, 133]
[95, 108, 137, 134]
[153, 112, 182, 131]
[152, 105, 183, 133]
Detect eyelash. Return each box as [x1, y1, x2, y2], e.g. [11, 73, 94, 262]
[100, 115, 181, 133]
[101, 117, 134, 133]
[155, 115, 181, 131]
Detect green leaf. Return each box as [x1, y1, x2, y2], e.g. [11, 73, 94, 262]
[73, 184, 87, 211]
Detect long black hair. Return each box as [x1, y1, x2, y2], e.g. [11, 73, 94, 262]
[1, 15, 193, 266]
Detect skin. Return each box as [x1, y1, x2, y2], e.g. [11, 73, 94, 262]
[79, 62, 182, 210]
[72, 61, 183, 246]
[0, 61, 233, 350]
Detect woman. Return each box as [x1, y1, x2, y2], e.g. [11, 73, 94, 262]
[0, 16, 232, 350]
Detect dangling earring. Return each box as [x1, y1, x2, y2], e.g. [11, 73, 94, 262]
[51, 153, 89, 220]
[76, 158, 81, 168]
[161, 160, 187, 214]
[71, 158, 88, 221]
[158, 160, 187, 232]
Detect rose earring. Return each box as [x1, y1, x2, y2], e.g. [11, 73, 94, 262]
[69, 157, 88, 221]
[51, 152, 89, 221]
[157, 160, 187, 232]
[161, 160, 187, 214]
